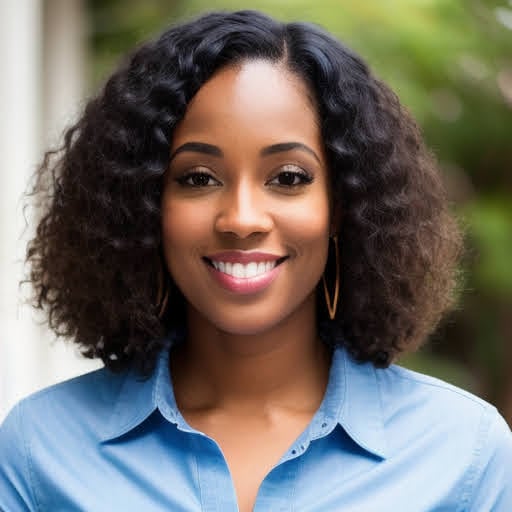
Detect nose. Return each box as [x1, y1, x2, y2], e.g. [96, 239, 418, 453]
[214, 180, 273, 238]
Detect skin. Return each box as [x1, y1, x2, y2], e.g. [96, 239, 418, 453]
[162, 60, 333, 512]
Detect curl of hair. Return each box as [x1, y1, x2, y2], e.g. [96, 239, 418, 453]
[26, 10, 462, 373]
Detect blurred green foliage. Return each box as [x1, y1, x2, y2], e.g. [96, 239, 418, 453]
[86, 0, 512, 421]
[465, 200, 512, 296]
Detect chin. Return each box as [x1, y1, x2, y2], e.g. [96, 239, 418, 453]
[210, 316, 286, 337]
[199, 299, 312, 339]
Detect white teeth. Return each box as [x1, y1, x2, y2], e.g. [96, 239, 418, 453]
[246, 262, 258, 278]
[210, 260, 278, 278]
[233, 263, 244, 278]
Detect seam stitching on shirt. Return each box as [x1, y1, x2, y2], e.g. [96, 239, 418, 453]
[387, 367, 491, 409]
[19, 400, 42, 512]
[289, 452, 304, 512]
[193, 434, 211, 510]
[308, 350, 346, 442]
[191, 434, 203, 510]
[455, 406, 494, 512]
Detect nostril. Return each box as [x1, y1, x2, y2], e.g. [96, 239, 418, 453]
[214, 209, 273, 238]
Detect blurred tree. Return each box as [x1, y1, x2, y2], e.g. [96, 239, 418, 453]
[86, 0, 512, 423]
[87, 0, 186, 84]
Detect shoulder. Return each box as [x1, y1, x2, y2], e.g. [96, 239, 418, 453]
[379, 363, 494, 417]
[7, 367, 126, 432]
[0, 366, 131, 459]
[0, 367, 128, 447]
[376, 362, 506, 442]
[376, 364, 512, 510]
[0, 367, 125, 510]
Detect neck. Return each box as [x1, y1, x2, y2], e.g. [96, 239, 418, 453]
[170, 298, 331, 414]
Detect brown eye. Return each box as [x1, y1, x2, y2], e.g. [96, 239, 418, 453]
[176, 171, 221, 187]
[277, 171, 301, 186]
[267, 166, 313, 188]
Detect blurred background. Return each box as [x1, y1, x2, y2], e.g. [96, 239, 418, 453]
[1, 0, 511, 424]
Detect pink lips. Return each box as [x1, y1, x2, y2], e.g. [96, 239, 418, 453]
[205, 251, 286, 295]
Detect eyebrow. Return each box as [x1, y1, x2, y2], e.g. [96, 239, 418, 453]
[169, 141, 321, 163]
[260, 142, 321, 164]
[169, 142, 223, 161]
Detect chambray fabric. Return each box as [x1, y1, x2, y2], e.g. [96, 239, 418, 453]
[1, 343, 511, 512]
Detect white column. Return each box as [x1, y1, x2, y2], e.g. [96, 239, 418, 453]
[0, 0, 101, 421]
[42, 0, 87, 146]
[0, 0, 45, 420]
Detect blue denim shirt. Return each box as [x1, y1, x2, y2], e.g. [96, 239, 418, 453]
[1, 344, 511, 511]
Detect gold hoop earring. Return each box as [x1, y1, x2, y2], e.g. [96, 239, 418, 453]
[322, 235, 340, 320]
[156, 261, 169, 319]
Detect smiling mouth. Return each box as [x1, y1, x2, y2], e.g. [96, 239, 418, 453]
[203, 256, 288, 279]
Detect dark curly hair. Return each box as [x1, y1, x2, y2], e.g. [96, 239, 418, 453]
[27, 10, 462, 374]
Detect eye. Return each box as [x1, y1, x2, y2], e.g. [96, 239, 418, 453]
[267, 165, 313, 187]
[175, 171, 221, 187]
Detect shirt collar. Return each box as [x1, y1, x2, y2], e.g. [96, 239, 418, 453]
[309, 347, 389, 460]
[101, 342, 388, 459]
[100, 339, 178, 442]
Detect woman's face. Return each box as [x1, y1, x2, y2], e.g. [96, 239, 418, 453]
[162, 60, 331, 336]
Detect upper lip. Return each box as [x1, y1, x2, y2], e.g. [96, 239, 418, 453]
[205, 251, 287, 264]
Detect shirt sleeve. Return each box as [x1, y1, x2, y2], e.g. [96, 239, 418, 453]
[0, 402, 38, 512]
[467, 409, 512, 512]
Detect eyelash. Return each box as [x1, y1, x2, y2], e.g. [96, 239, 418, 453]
[175, 165, 314, 189]
[268, 165, 313, 187]
[175, 171, 220, 188]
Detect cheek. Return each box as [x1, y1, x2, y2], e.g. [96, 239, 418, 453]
[277, 192, 331, 248]
[161, 199, 209, 260]
[161, 200, 211, 297]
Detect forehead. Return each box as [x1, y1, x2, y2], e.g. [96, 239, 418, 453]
[171, 60, 322, 150]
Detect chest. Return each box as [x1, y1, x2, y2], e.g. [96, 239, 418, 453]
[185, 413, 313, 512]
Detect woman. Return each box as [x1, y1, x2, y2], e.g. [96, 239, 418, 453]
[1, 9, 511, 511]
